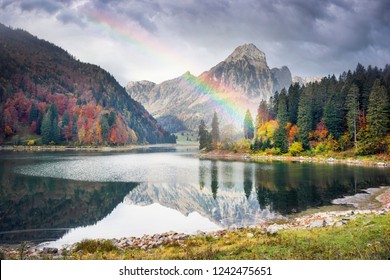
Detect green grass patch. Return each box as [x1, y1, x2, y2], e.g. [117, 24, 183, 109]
[68, 214, 390, 260]
[73, 239, 118, 254]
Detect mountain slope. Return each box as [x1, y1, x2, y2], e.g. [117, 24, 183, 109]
[0, 24, 175, 145]
[127, 44, 292, 131]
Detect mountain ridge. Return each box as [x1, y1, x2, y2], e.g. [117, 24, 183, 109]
[127, 44, 292, 131]
[0, 23, 175, 145]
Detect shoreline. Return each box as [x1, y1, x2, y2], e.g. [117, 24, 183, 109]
[1, 186, 389, 260]
[0, 143, 196, 152]
[199, 150, 390, 167]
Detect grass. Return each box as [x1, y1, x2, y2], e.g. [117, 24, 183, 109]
[67, 213, 390, 260]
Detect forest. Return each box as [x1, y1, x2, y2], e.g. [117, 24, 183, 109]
[0, 24, 175, 146]
[199, 63, 390, 156]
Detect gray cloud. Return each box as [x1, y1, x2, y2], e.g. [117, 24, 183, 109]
[0, 0, 389, 82]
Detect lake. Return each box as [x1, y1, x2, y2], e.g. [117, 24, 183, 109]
[0, 146, 389, 248]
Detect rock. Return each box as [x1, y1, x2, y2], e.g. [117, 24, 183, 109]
[308, 219, 325, 228]
[247, 233, 254, 238]
[266, 224, 287, 234]
[42, 247, 58, 254]
[335, 222, 343, 227]
[324, 217, 334, 226]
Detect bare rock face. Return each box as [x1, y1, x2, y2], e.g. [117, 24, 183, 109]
[199, 44, 275, 100]
[272, 66, 292, 93]
[126, 44, 292, 131]
[126, 80, 156, 105]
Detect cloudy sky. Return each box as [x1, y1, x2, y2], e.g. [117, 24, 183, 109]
[1, 0, 389, 85]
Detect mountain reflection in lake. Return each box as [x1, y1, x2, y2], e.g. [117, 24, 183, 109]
[0, 147, 389, 246]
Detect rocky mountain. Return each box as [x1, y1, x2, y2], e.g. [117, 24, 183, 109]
[0, 24, 175, 145]
[127, 44, 292, 131]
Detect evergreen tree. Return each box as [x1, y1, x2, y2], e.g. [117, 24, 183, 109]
[274, 126, 288, 153]
[211, 111, 220, 148]
[270, 91, 279, 119]
[243, 110, 254, 140]
[52, 116, 60, 144]
[274, 89, 288, 152]
[36, 109, 43, 135]
[346, 84, 359, 149]
[277, 89, 289, 125]
[324, 93, 344, 139]
[29, 103, 38, 124]
[297, 89, 313, 149]
[62, 110, 70, 127]
[366, 79, 390, 152]
[198, 119, 211, 150]
[72, 113, 78, 141]
[41, 110, 52, 144]
[41, 105, 61, 144]
[50, 104, 58, 122]
[99, 114, 109, 143]
[287, 83, 301, 124]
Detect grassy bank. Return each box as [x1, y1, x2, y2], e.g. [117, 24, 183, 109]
[69, 214, 390, 260]
[4, 213, 388, 260]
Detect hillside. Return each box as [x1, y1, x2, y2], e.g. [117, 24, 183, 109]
[126, 44, 292, 131]
[0, 24, 175, 145]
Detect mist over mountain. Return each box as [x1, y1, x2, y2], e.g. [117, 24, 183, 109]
[127, 44, 293, 131]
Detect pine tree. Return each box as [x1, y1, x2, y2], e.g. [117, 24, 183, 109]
[274, 90, 288, 153]
[288, 83, 301, 124]
[198, 119, 211, 150]
[41, 110, 52, 144]
[297, 89, 313, 149]
[72, 113, 78, 141]
[211, 111, 220, 148]
[366, 79, 390, 152]
[36, 110, 43, 135]
[243, 110, 254, 140]
[52, 116, 60, 144]
[29, 103, 38, 124]
[277, 89, 289, 126]
[346, 84, 359, 149]
[62, 110, 70, 127]
[324, 93, 344, 139]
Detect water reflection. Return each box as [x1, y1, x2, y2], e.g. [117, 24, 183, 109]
[0, 149, 389, 246]
[0, 155, 136, 244]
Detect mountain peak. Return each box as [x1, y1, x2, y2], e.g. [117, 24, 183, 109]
[225, 43, 267, 66]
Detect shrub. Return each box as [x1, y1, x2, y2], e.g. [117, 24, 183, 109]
[74, 239, 118, 254]
[27, 140, 35, 146]
[265, 147, 281, 155]
[289, 142, 304, 156]
[314, 143, 327, 154]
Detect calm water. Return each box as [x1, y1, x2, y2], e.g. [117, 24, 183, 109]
[0, 146, 389, 247]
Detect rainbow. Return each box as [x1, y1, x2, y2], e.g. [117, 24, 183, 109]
[84, 9, 255, 127]
[84, 9, 194, 73]
[179, 73, 252, 126]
